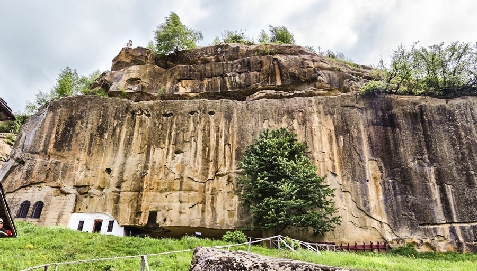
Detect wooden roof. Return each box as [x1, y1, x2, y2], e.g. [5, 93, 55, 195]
[0, 98, 15, 121]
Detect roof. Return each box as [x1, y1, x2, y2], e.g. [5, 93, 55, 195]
[0, 98, 15, 121]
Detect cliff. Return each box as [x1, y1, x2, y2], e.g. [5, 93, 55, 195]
[1, 44, 476, 252]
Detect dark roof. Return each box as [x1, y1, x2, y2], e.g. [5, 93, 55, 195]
[0, 98, 15, 121]
[0, 182, 17, 237]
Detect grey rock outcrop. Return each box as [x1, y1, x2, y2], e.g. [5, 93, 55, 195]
[190, 247, 353, 271]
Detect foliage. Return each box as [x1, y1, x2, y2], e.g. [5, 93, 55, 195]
[11, 113, 30, 133]
[0, 123, 10, 133]
[259, 25, 295, 44]
[53, 67, 81, 97]
[151, 12, 203, 55]
[5, 134, 15, 145]
[213, 30, 254, 45]
[361, 80, 387, 95]
[282, 236, 300, 250]
[390, 243, 419, 257]
[304, 46, 316, 53]
[222, 230, 248, 244]
[364, 41, 477, 97]
[4, 222, 477, 271]
[25, 68, 101, 114]
[78, 70, 102, 95]
[239, 128, 340, 235]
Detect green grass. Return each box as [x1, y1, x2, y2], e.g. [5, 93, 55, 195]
[2, 221, 477, 271]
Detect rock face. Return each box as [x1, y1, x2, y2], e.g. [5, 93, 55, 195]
[93, 44, 371, 101]
[0, 135, 12, 169]
[190, 247, 353, 271]
[2, 44, 477, 252]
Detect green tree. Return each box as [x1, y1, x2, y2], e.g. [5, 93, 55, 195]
[25, 68, 102, 114]
[213, 30, 254, 45]
[78, 70, 102, 95]
[239, 128, 340, 235]
[152, 12, 203, 55]
[369, 41, 477, 96]
[259, 25, 295, 44]
[53, 67, 80, 97]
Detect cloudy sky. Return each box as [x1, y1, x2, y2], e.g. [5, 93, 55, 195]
[1, 0, 477, 112]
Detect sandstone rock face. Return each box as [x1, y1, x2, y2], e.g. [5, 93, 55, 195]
[190, 247, 353, 271]
[0, 134, 12, 169]
[94, 44, 371, 101]
[2, 45, 477, 252]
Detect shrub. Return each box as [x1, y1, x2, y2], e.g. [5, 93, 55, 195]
[282, 236, 300, 250]
[222, 230, 247, 244]
[0, 122, 10, 133]
[5, 134, 15, 146]
[361, 80, 387, 95]
[390, 243, 419, 257]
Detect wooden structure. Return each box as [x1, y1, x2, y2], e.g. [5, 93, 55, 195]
[337, 241, 389, 252]
[0, 98, 15, 121]
[0, 182, 17, 237]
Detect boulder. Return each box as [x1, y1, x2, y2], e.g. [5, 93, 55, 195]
[190, 247, 354, 271]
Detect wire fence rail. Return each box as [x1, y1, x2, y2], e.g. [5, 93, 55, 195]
[19, 235, 386, 271]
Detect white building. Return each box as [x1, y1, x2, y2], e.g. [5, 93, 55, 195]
[68, 212, 125, 236]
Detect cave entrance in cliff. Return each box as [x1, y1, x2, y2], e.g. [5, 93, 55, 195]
[146, 211, 159, 228]
[93, 220, 103, 233]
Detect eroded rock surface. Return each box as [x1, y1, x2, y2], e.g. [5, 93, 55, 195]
[2, 44, 477, 252]
[93, 44, 371, 101]
[0, 135, 12, 169]
[190, 247, 353, 271]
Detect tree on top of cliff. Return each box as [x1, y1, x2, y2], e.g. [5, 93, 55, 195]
[212, 30, 255, 45]
[239, 128, 340, 235]
[362, 41, 477, 97]
[259, 25, 296, 44]
[25, 68, 101, 114]
[151, 12, 203, 55]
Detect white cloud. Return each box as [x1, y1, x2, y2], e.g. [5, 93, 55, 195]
[1, 0, 477, 112]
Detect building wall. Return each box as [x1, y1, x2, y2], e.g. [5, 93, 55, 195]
[6, 184, 75, 226]
[68, 212, 124, 236]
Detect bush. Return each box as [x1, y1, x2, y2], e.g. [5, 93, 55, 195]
[390, 243, 419, 257]
[282, 236, 300, 250]
[361, 80, 387, 95]
[5, 134, 15, 146]
[222, 230, 247, 244]
[0, 122, 10, 133]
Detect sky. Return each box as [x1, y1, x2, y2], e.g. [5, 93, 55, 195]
[2, 0, 477, 113]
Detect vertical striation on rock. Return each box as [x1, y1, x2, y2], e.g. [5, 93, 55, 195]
[2, 44, 477, 252]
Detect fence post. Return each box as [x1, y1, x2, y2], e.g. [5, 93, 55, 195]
[54, 264, 59, 271]
[248, 238, 252, 252]
[277, 236, 281, 251]
[141, 255, 150, 271]
[43, 265, 49, 271]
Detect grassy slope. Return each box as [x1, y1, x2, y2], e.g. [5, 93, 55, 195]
[1, 221, 476, 271]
